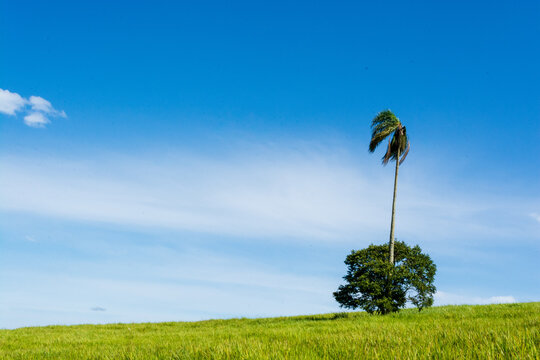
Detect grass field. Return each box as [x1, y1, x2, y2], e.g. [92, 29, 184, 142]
[0, 302, 538, 359]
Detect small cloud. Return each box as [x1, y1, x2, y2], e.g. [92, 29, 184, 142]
[435, 291, 516, 305]
[24, 113, 50, 128]
[91, 307, 106, 311]
[29, 96, 67, 118]
[487, 296, 516, 304]
[24, 235, 37, 242]
[0, 88, 66, 128]
[0, 89, 26, 115]
[29, 96, 54, 113]
[529, 213, 540, 223]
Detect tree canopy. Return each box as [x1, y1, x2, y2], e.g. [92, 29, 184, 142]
[333, 241, 436, 314]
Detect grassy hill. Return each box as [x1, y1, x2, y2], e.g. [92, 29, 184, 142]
[0, 302, 538, 359]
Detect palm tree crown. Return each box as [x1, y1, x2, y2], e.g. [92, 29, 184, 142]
[369, 110, 410, 165]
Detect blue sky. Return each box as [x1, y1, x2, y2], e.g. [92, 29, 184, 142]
[1, 0, 539, 329]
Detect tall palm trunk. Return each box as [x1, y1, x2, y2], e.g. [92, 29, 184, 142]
[388, 146, 400, 265]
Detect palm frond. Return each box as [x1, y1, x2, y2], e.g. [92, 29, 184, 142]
[369, 110, 410, 165]
[380, 125, 410, 165]
[370, 127, 396, 152]
[369, 110, 400, 152]
[398, 127, 409, 165]
[382, 132, 399, 165]
[382, 139, 393, 165]
[399, 142, 410, 165]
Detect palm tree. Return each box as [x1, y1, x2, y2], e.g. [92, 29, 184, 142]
[369, 110, 410, 265]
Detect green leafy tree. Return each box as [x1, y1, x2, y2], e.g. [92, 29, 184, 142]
[369, 110, 410, 265]
[333, 241, 436, 314]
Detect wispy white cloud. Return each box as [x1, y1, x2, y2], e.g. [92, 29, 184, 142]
[0, 150, 384, 241]
[0, 88, 66, 127]
[0, 148, 537, 246]
[529, 213, 540, 223]
[435, 291, 516, 305]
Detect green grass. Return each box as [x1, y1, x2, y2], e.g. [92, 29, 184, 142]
[1, 303, 538, 359]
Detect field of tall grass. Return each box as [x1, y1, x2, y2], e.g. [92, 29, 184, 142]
[0, 302, 538, 359]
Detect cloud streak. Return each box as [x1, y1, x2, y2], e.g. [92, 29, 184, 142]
[0, 151, 380, 240]
[0, 88, 66, 127]
[0, 147, 537, 246]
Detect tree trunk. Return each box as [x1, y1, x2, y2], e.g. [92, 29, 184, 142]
[388, 146, 400, 265]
